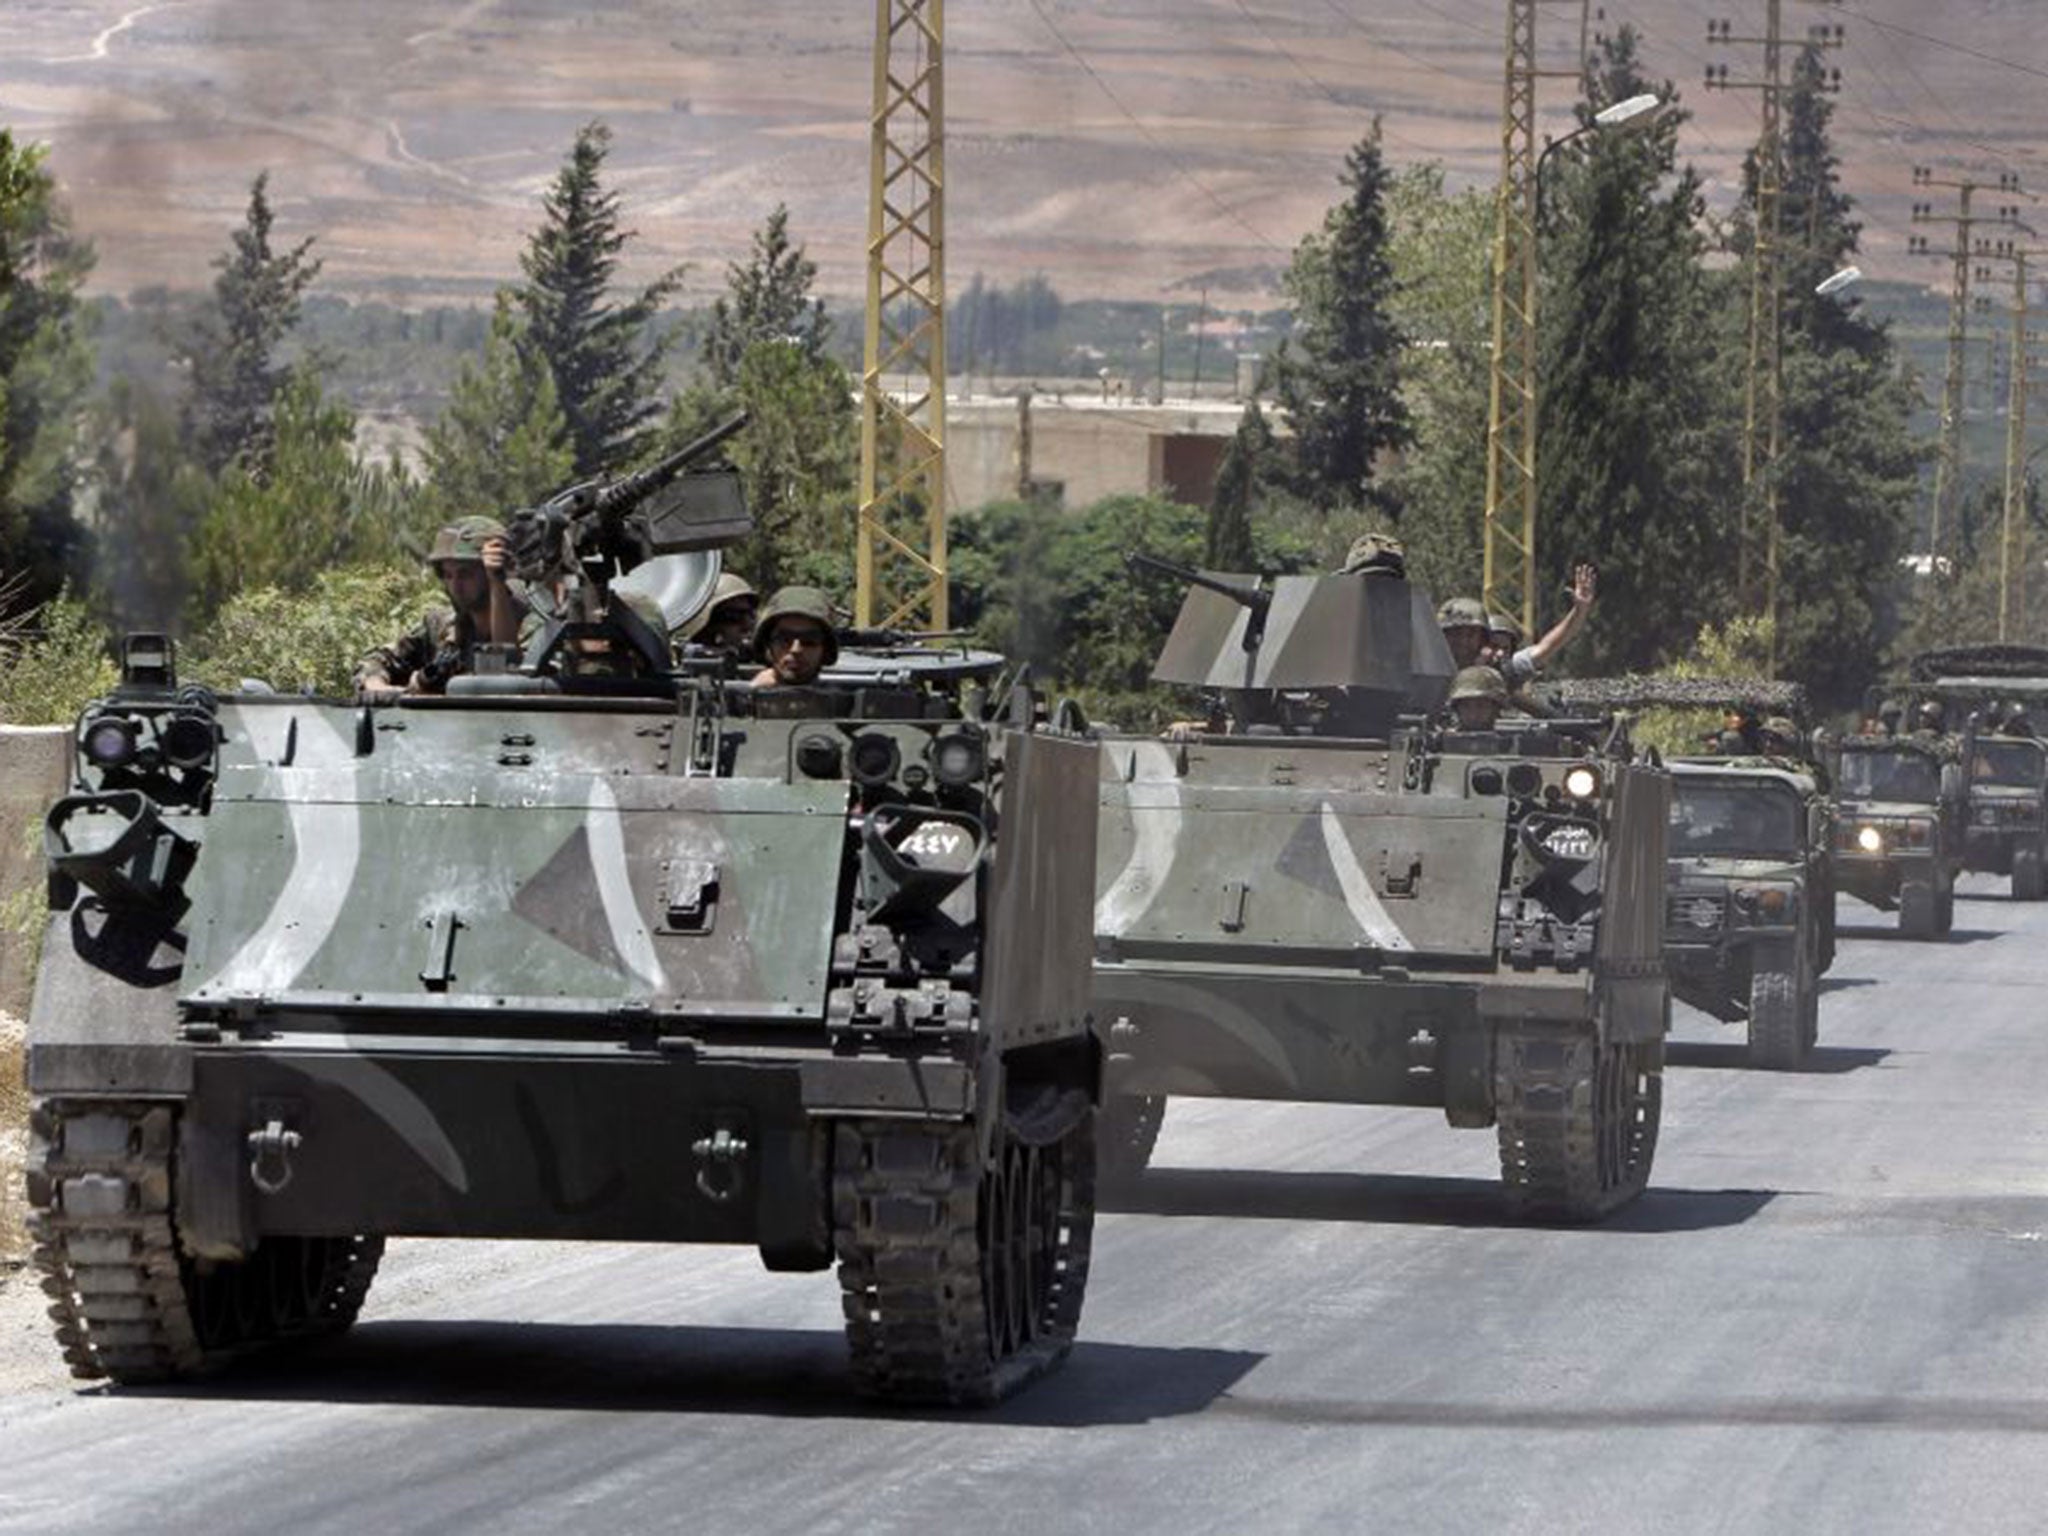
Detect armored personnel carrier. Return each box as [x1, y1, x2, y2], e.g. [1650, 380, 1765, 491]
[26, 441, 1102, 1407]
[1902, 647, 2048, 901]
[1833, 733, 1963, 938]
[1092, 559, 1671, 1221]
[1549, 678, 1837, 1070]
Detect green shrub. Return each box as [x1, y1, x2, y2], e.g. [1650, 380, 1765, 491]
[188, 564, 441, 698]
[0, 590, 118, 725]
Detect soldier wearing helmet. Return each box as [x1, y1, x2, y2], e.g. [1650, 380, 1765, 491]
[1466, 563, 1598, 684]
[357, 515, 529, 699]
[1912, 698, 1947, 740]
[680, 571, 760, 657]
[1446, 665, 1509, 731]
[1341, 532, 1407, 579]
[751, 586, 840, 688]
[1757, 715, 1801, 757]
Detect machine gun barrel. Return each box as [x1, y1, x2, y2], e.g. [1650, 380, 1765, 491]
[590, 411, 751, 518]
[1125, 551, 1268, 612]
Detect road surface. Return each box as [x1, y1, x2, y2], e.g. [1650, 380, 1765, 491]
[3, 881, 2045, 1534]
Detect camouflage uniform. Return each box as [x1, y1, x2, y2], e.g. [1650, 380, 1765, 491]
[355, 516, 530, 694]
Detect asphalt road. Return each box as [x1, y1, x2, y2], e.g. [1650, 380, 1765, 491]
[4, 880, 2047, 1535]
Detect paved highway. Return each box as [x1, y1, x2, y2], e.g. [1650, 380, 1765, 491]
[3, 881, 2046, 1534]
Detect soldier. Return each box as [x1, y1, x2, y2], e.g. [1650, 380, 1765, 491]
[1757, 716, 1801, 758]
[1912, 698, 1947, 739]
[2001, 700, 2035, 738]
[750, 586, 839, 688]
[357, 516, 528, 699]
[680, 572, 759, 656]
[1441, 564, 1597, 681]
[1445, 665, 1508, 732]
[1341, 531, 1407, 579]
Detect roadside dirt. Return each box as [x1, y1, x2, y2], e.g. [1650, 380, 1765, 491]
[1, 1008, 24, 1268]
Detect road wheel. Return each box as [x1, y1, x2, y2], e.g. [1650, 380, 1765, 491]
[1899, 879, 1937, 939]
[2014, 846, 2046, 901]
[1495, 1031, 1661, 1222]
[1096, 1094, 1166, 1193]
[1747, 964, 1811, 1071]
[835, 1103, 1095, 1406]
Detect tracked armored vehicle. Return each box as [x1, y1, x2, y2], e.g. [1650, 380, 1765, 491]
[1092, 560, 1671, 1221]
[1833, 734, 1963, 938]
[26, 444, 1101, 1407]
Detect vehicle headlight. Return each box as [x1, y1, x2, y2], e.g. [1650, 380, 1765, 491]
[1856, 825, 1883, 853]
[1976, 806, 1998, 826]
[1562, 765, 1601, 801]
[931, 731, 985, 787]
[1734, 884, 1795, 921]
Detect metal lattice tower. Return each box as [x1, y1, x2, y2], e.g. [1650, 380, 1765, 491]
[1482, 0, 1586, 636]
[1969, 240, 2044, 637]
[1912, 168, 2029, 566]
[857, 0, 947, 630]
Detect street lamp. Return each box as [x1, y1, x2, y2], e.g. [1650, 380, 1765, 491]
[1815, 265, 1863, 297]
[1535, 94, 1668, 225]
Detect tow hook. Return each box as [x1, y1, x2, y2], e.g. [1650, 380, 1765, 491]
[691, 1125, 750, 1204]
[247, 1119, 302, 1195]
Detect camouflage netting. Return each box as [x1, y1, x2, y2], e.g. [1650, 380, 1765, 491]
[1908, 645, 2048, 683]
[1542, 675, 1809, 718]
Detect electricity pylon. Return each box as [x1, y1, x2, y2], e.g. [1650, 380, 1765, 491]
[857, 0, 947, 630]
[1968, 238, 2045, 638]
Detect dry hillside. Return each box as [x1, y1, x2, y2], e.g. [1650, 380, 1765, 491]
[0, 1, 2039, 302]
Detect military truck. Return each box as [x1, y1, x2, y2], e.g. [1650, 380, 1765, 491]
[1665, 761, 1836, 1068]
[1092, 559, 1671, 1221]
[1545, 677, 1837, 1070]
[1833, 734, 1964, 938]
[1899, 648, 2048, 901]
[25, 443, 1102, 1407]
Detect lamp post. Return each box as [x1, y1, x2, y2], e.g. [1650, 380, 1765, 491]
[1534, 94, 1667, 227]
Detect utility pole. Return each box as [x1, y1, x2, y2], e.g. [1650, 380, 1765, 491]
[1967, 238, 2046, 638]
[1911, 167, 2028, 569]
[1482, 0, 1590, 637]
[857, 0, 947, 630]
[1706, 3, 1844, 671]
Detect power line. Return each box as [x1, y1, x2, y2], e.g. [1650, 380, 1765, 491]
[1225, 0, 1453, 161]
[1832, 6, 2048, 88]
[1023, 0, 1294, 255]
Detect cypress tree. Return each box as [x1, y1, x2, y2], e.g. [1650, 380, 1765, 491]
[701, 204, 829, 390]
[180, 173, 321, 478]
[1272, 120, 1411, 518]
[515, 122, 685, 477]
[1206, 401, 1273, 570]
[419, 293, 575, 528]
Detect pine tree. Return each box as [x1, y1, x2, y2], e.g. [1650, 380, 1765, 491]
[1271, 120, 1411, 518]
[1206, 401, 1273, 570]
[179, 173, 322, 477]
[515, 122, 685, 477]
[1535, 30, 1738, 672]
[0, 130, 95, 610]
[701, 204, 829, 390]
[418, 293, 575, 530]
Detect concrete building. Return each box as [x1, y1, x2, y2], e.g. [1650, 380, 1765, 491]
[945, 391, 1260, 514]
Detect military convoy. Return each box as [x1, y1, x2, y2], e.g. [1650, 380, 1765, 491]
[24, 452, 1103, 1406]
[1091, 559, 1672, 1221]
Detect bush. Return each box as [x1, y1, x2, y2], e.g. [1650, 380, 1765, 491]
[187, 564, 441, 697]
[0, 590, 118, 725]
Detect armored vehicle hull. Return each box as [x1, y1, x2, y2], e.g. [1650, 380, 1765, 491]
[1093, 730, 1671, 1221]
[29, 658, 1101, 1405]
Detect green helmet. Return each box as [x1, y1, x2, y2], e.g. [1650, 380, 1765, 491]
[1759, 715, 1799, 745]
[752, 586, 841, 666]
[680, 571, 759, 641]
[426, 515, 506, 567]
[1342, 532, 1406, 577]
[1437, 596, 1489, 631]
[1486, 611, 1524, 645]
[1448, 665, 1508, 704]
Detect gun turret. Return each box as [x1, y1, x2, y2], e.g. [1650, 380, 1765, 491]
[508, 412, 753, 586]
[1126, 552, 1269, 617]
